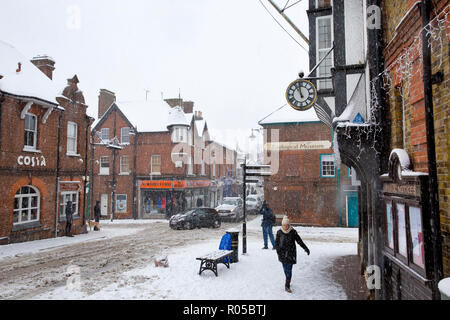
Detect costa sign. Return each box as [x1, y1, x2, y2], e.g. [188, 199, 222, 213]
[17, 155, 47, 167]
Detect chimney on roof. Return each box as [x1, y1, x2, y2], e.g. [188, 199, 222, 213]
[182, 101, 194, 114]
[164, 98, 182, 108]
[194, 111, 203, 120]
[98, 89, 116, 118]
[30, 55, 55, 80]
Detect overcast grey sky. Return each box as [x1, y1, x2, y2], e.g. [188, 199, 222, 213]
[1, 0, 309, 148]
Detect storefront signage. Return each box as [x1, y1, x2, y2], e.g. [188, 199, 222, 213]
[264, 140, 331, 151]
[140, 180, 210, 189]
[17, 155, 47, 167]
[382, 182, 419, 197]
[140, 181, 173, 189]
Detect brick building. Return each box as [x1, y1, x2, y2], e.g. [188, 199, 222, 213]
[0, 41, 92, 244]
[259, 105, 354, 227]
[90, 90, 237, 220]
[309, 0, 449, 299]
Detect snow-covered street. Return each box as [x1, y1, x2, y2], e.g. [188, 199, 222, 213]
[0, 216, 360, 300]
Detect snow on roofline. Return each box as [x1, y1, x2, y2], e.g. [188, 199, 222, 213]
[258, 104, 320, 125]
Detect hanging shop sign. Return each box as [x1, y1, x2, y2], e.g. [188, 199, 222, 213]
[140, 180, 173, 189]
[17, 155, 47, 167]
[285, 79, 318, 111]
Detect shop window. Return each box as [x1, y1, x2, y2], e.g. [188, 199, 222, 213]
[67, 121, 78, 155]
[24, 113, 37, 150]
[151, 155, 161, 174]
[120, 155, 129, 174]
[409, 206, 425, 268]
[121, 127, 130, 144]
[100, 156, 110, 175]
[316, 16, 334, 90]
[320, 154, 336, 177]
[100, 128, 110, 143]
[13, 186, 40, 224]
[60, 191, 79, 219]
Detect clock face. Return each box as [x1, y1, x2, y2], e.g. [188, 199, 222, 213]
[286, 79, 318, 111]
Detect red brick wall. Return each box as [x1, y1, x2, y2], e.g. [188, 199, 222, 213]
[262, 123, 351, 226]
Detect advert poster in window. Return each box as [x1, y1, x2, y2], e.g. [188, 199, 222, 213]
[116, 195, 127, 213]
[409, 206, 425, 268]
[386, 203, 394, 249]
[397, 203, 407, 257]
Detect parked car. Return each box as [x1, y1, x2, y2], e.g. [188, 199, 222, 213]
[246, 194, 262, 214]
[169, 208, 221, 230]
[215, 197, 243, 222]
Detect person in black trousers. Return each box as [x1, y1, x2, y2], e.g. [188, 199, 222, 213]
[94, 201, 101, 231]
[275, 215, 310, 293]
[65, 200, 74, 237]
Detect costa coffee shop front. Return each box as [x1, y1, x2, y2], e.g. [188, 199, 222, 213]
[138, 179, 210, 218]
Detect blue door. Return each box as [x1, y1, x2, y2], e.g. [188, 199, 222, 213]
[347, 194, 359, 227]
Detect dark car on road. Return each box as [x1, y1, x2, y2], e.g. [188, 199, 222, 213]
[169, 207, 221, 230]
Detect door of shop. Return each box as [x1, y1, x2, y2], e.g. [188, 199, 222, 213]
[101, 193, 108, 216]
[346, 193, 358, 227]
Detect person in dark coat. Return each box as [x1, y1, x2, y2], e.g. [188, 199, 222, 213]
[65, 200, 74, 237]
[93, 201, 101, 231]
[275, 215, 310, 293]
[259, 201, 276, 249]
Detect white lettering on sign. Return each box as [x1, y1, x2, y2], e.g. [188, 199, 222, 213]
[17, 155, 47, 167]
[264, 140, 332, 151]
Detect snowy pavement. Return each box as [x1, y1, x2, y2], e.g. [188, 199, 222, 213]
[12, 216, 360, 300]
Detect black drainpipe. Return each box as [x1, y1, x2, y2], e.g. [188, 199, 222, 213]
[55, 109, 64, 237]
[421, 0, 443, 299]
[132, 127, 138, 220]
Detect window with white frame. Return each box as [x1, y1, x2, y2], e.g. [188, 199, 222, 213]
[172, 127, 187, 143]
[67, 121, 78, 155]
[13, 186, 40, 224]
[60, 191, 79, 219]
[188, 129, 193, 146]
[316, 16, 333, 90]
[24, 113, 37, 150]
[151, 155, 161, 174]
[321, 154, 336, 177]
[100, 128, 110, 143]
[121, 127, 130, 144]
[100, 156, 110, 175]
[120, 155, 129, 174]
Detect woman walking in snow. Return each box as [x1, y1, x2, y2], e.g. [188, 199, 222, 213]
[275, 215, 310, 293]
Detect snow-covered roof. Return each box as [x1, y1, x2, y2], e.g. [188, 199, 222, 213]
[114, 99, 185, 133]
[258, 104, 320, 126]
[194, 119, 206, 136]
[0, 40, 60, 106]
[167, 106, 190, 127]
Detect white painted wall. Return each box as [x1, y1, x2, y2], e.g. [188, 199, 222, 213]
[344, 0, 365, 65]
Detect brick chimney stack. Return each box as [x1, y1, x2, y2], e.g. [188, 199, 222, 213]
[30, 55, 55, 80]
[98, 89, 116, 119]
[182, 101, 194, 114]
